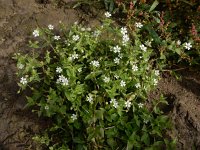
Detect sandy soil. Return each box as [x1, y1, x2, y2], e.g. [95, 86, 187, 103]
[149, 71, 200, 150]
[0, 0, 200, 149]
[0, 0, 79, 149]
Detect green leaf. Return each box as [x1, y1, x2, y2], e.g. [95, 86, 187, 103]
[149, 0, 159, 12]
[73, 136, 85, 144]
[74, 84, 85, 95]
[107, 138, 117, 149]
[95, 108, 105, 120]
[175, 48, 182, 55]
[26, 96, 35, 107]
[84, 70, 102, 80]
[141, 132, 150, 145]
[134, 115, 140, 127]
[29, 41, 39, 48]
[100, 127, 104, 138]
[153, 106, 162, 114]
[60, 105, 67, 115]
[144, 25, 162, 44]
[45, 51, 51, 64]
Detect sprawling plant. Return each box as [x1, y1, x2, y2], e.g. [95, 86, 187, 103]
[14, 13, 174, 149]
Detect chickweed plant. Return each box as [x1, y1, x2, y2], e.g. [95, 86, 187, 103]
[14, 12, 175, 149]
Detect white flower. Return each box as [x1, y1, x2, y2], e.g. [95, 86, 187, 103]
[56, 67, 62, 73]
[145, 40, 152, 47]
[125, 101, 131, 109]
[86, 94, 93, 103]
[110, 99, 118, 108]
[78, 68, 82, 72]
[176, 40, 181, 46]
[62, 78, 69, 86]
[72, 35, 80, 41]
[144, 119, 148, 124]
[81, 27, 85, 31]
[45, 105, 49, 110]
[135, 83, 141, 88]
[74, 21, 78, 25]
[18, 64, 24, 69]
[118, 53, 123, 59]
[155, 70, 160, 76]
[71, 114, 77, 121]
[114, 75, 119, 79]
[57, 75, 69, 86]
[120, 80, 126, 87]
[113, 45, 121, 53]
[54, 35, 60, 40]
[184, 42, 192, 50]
[57, 75, 64, 83]
[153, 78, 158, 85]
[103, 77, 110, 83]
[48, 24, 54, 30]
[110, 98, 116, 104]
[20, 77, 27, 85]
[122, 34, 130, 44]
[113, 101, 118, 108]
[105, 11, 111, 18]
[140, 44, 147, 52]
[132, 65, 138, 71]
[33, 29, 39, 37]
[68, 57, 72, 61]
[64, 40, 68, 44]
[87, 27, 91, 31]
[90, 60, 100, 67]
[121, 27, 128, 35]
[135, 22, 143, 28]
[93, 30, 100, 37]
[138, 103, 144, 108]
[114, 57, 120, 64]
[71, 53, 79, 60]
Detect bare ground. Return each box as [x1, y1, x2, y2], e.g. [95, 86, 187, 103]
[0, 0, 200, 149]
[149, 71, 200, 150]
[0, 0, 79, 149]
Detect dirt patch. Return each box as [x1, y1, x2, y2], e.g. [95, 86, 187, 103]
[149, 71, 200, 150]
[0, 0, 80, 149]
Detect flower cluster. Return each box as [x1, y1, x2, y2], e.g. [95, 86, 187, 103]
[57, 75, 69, 86]
[125, 101, 131, 109]
[48, 24, 54, 30]
[54, 35, 60, 40]
[72, 35, 80, 41]
[103, 76, 110, 83]
[140, 44, 147, 52]
[121, 27, 130, 45]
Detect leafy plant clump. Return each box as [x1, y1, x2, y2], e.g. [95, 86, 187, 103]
[14, 14, 174, 149]
[111, 0, 199, 68]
